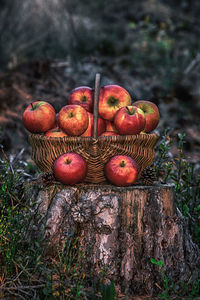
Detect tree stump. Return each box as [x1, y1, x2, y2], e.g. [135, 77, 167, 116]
[29, 182, 200, 297]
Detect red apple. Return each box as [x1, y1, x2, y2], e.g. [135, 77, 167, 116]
[68, 86, 94, 112]
[113, 106, 146, 135]
[58, 105, 89, 136]
[50, 113, 59, 130]
[105, 120, 118, 133]
[81, 112, 106, 137]
[100, 131, 120, 136]
[99, 85, 132, 121]
[133, 100, 160, 132]
[45, 128, 68, 138]
[104, 155, 139, 186]
[53, 152, 88, 185]
[22, 101, 56, 133]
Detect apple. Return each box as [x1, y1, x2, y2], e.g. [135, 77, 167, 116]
[22, 101, 56, 133]
[98, 85, 132, 121]
[113, 106, 146, 135]
[133, 100, 160, 133]
[45, 128, 68, 138]
[81, 112, 106, 137]
[50, 113, 59, 130]
[100, 131, 120, 136]
[58, 105, 89, 136]
[53, 152, 88, 185]
[104, 155, 139, 186]
[105, 120, 118, 133]
[68, 86, 94, 112]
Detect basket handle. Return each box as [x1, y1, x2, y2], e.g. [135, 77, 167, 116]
[93, 73, 101, 139]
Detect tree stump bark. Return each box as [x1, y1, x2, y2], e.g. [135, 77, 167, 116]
[29, 182, 200, 297]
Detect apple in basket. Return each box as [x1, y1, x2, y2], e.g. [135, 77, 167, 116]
[114, 106, 146, 135]
[104, 155, 139, 186]
[22, 101, 56, 133]
[100, 131, 120, 136]
[98, 85, 132, 121]
[68, 86, 94, 112]
[53, 152, 88, 185]
[133, 100, 160, 133]
[81, 112, 106, 137]
[105, 120, 119, 133]
[50, 113, 59, 130]
[58, 105, 89, 136]
[45, 128, 68, 137]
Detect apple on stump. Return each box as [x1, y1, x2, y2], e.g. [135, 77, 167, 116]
[104, 155, 139, 186]
[53, 152, 88, 185]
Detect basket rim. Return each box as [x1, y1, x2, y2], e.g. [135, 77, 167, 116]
[29, 132, 160, 142]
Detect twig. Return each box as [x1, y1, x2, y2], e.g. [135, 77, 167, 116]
[155, 282, 162, 290]
[8, 290, 26, 300]
[18, 288, 32, 297]
[0, 284, 45, 290]
[12, 148, 24, 166]
[4, 270, 24, 286]
[51, 61, 69, 68]
[13, 260, 33, 281]
[184, 53, 200, 75]
[33, 288, 37, 300]
[7, 190, 30, 209]
[0, 146, 14, 175]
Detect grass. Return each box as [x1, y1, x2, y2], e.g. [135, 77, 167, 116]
[150, 258, 200, 299]
[154, 130, 200, 245]
[0, 131, 199, 299]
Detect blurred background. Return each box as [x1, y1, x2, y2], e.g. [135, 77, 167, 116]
[0, 0, 199, 164]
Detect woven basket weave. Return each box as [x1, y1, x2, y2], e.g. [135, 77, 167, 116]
[29, 133, 159, 183]
[28, 74, 159, 184]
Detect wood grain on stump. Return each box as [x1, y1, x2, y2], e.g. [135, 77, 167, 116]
[29, 182, 200, 297]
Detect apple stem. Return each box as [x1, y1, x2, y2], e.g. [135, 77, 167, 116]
[120, 160, 126, 167]
[126, 106, 132, 115]
[81, 95, 87, 103]
[65, 159, 71, 165]
[31, 103, 34, 110]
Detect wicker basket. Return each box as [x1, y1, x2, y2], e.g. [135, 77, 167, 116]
[28, 74, 159, 184]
